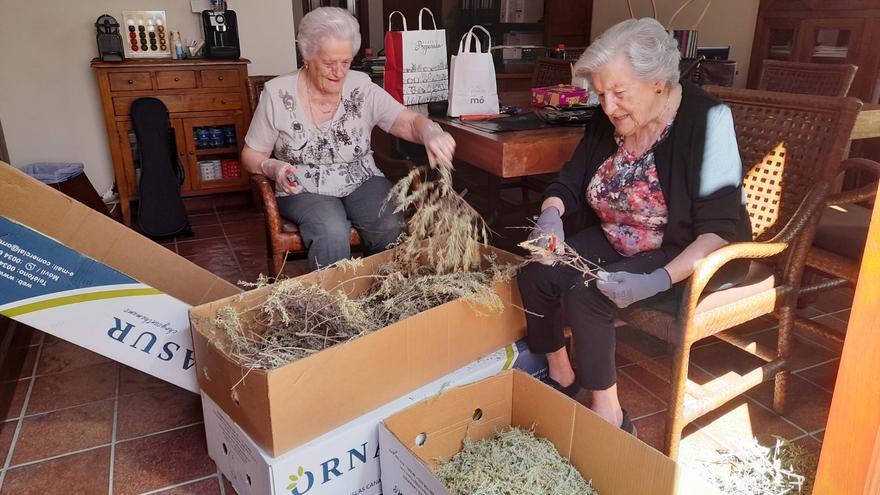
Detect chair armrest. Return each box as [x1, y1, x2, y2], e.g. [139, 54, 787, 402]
[679, 240, 788, 318]
[678, 182, 830, 320]
[828, 158, 880, 206]
[251, 175, 283, 236]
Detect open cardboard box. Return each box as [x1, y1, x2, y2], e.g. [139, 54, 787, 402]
[204, 340, 547, 495]
[190, 244, 527, 457]
[0, 163, 238, 392]
[379, 370, 721, 495]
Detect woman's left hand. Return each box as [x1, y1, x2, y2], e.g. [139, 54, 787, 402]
[596, 268, 671, 308]
[421, 121, 456, 168]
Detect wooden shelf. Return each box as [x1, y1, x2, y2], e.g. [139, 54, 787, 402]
[195, 147, 239, 156]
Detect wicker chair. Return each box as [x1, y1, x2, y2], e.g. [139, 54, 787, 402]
[531, 57, 572, 88]
[756, 60, 879, 345]
[757, 59, 857, 97]
[246, 74, 416, 275]
[615, 87, 862, 459]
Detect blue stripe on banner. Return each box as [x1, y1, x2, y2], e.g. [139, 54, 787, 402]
[0, 217, 137, 305]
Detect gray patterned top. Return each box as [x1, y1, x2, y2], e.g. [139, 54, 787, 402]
[245, 70, 405, 197]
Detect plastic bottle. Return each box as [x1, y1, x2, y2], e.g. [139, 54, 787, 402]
[169, 31, 178, 59]
[554, 43, 567, 60]
[174, 31, 185, 60]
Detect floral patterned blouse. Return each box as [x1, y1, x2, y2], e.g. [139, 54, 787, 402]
[586, 128, 671, 256]
[245, 70, 405, 197]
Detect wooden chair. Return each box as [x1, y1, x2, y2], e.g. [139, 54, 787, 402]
[615, 87, 862, 459]
[755, 60, 878, 345]
[757, 59, 857, 97]
[531, 57, 572, 88]
[245, 75, 276, 113]
[794, 158, 880, 345]
[246, 74, 416, 275]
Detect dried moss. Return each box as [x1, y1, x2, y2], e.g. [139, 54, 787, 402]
[435, 427, 599, 495]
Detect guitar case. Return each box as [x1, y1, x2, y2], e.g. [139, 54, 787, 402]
[130, 97, 191, 237]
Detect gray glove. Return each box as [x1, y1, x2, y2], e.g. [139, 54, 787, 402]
[530, 207, 564, 249]
[596, 268, 671, 308]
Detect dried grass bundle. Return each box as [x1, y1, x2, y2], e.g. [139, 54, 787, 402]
[212, 161, 512, 371]
[698, 437, 817, 495]
[388, 162, 488, 274]
[435, 427, 599, 495]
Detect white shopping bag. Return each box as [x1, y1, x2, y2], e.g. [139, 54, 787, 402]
[447, 25, 500, 117]
[383, 8, 448, 105]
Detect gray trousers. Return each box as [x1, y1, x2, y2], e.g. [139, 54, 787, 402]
[276, 176, 404, 270]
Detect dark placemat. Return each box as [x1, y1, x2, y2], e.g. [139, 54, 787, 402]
[456, 112, 552, 133]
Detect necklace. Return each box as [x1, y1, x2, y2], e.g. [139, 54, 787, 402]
[302, 69, 341, 127]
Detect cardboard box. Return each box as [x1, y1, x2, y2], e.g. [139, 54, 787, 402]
[204, 340, 547, 495]
[532, 84, 589, 108]
[190, 245, 527, 456]
[379, 370, 722, 495]
[0, 163, 239, 392]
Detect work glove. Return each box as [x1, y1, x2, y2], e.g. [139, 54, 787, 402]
[420, 121, 456, 169]
[596, 268, 671, 308]
[260, 158, 303, 195]
[529, 206, 564, 251]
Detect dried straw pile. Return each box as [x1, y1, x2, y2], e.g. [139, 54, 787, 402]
[435, 428, 599, 495]
[698, 437, 817, 495]
[213, 162, 515, 370]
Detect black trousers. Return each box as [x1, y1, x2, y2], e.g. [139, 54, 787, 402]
[517, 226, 678, 390]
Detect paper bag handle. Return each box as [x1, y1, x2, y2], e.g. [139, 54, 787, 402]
[387, 10, 407, 31]
[418, 8, 438, 30]
[666, 0, 712, 30]
[458, 25, 492, 54]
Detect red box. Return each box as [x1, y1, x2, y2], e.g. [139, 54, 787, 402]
[531, 84, 589, 108]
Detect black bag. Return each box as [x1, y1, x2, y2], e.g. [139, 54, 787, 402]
[680, 56, 737, 87]
[130, 97, 191, 237]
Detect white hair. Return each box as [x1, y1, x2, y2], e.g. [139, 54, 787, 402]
[297, 7, 361, 59]
[575, 18, 680, 86]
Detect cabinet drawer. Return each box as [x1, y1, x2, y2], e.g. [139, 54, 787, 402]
[156, 70, 197, 89]
[113, 93, 243, 115]
[108, 72, 152, 91]
[200, 69, 240, 88]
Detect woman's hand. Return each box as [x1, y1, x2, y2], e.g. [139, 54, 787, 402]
[596, 268, 671, 308]
[260, 158, 303, 195]
[420, 121, 456, 169]
[529, 206, 565, 249]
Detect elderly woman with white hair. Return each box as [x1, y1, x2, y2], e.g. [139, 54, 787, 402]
[518, 18, 751, 435]
[242, 7, 455, 270]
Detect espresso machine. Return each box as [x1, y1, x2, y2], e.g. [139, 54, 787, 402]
[202, 0, 240, 59]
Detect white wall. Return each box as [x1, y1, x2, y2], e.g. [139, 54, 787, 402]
[0, 0, 296, 194]
[590, 0, 760, 88]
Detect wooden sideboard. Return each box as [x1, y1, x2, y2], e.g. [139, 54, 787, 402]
[91, 58, 251, 226]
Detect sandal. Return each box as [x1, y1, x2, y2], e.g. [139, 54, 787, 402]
[548, 376, 581, 398]
[620, 409, 638, 437]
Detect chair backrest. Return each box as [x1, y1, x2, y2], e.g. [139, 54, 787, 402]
[246, 75, 278, 114]
[706, 87, 862, 242]
[757, 60, 857, 97]
[531, 57, 572, 88]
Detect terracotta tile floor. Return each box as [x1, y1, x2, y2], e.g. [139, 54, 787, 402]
[0, 191, 855, 493]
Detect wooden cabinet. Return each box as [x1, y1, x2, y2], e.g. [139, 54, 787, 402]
[748, 2, 880, 102]
[91, 58, 251, 226]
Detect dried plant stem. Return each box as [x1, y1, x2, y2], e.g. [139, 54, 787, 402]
[518, 233, 604, 283]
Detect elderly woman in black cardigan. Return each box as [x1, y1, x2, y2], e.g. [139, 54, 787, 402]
[518, 18, 751, 436]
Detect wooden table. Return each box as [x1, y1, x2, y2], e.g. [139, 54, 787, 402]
[412, 92, 584, 179]
[852, 103, 880, 140]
